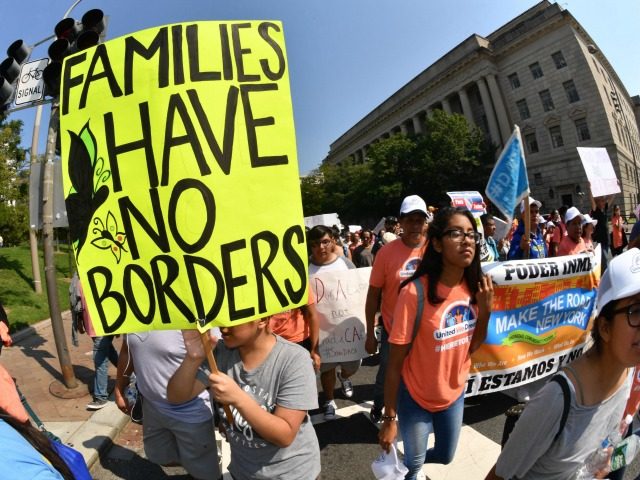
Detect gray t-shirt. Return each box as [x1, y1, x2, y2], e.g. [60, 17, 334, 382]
[127, 330, 212, 423]
[200, 335, 320, 480]
[496, 370, 631, 479]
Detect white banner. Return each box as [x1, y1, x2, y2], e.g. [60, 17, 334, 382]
[310, 268, 371, 363]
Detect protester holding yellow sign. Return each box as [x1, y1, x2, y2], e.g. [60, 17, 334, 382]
[168, 322, 321, 480]
[61, 21, 308, 336]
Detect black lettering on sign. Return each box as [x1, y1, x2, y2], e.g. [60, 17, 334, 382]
[118, 188, 170, 259]
[186, 24, 221, 82]
[240, 83, 288, 168]
[161, 92, 211, 186]
[123, 264, 155, 324]
[150, 255, 193, 323]
[282, 225, 306, 303]
[104, 102, 157, 192]
[168, 179, 215, 253]
[123, 27, 170, 94]
[61, 53, 87, 116]
[219, 23, 234, 81]
[187, 87, 238, 176]
[171, 25, 185, 86]
[184, 255, 225, 322]
[251, 230, 288, 313]
[87, 266, 127, 334]
[258, 22, 285, 81]
[79, 44, 123, 110]
[221, 239, 255, 321]
[231, 23, 261, 82]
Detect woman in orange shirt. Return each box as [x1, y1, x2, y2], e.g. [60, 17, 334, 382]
[378, 207, 493, 479]
[611, 204, 626, 256]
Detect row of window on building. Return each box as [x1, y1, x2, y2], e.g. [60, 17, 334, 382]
[523, 118, 590, 155]
[508, 50, 567, 90]
[515, 80, 580, 120]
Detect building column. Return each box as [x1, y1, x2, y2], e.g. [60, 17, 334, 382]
[458, 88, 474, 126]
[426, 107, 434, 118]
[412, 114, 423, 135]
[476, 77, 501, 146]
[486, 73, 511, 142]
[400, 122, 408, 135]
[441, 97, 452, 114]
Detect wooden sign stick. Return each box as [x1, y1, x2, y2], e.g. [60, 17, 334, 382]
[199, 330, 234, 425]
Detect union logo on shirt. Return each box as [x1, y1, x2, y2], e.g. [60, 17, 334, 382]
[433, 301, 477, 341]
[399, 257, 421, 277]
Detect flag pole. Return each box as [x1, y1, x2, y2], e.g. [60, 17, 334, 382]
[523, 196, 531, 259]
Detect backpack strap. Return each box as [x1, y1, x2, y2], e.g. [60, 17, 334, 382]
[410, 278, 425, 346]
[550, 374, 571, 443]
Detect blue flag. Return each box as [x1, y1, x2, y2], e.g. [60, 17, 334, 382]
[485, 126, 529, 222]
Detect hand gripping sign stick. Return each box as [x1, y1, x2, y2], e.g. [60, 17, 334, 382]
[198, 319, 234, 425]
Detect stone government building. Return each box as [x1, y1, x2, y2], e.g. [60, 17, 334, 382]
[323, 1, 640, 216]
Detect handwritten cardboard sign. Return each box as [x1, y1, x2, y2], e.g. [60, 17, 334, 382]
[310, 268, 370, 363]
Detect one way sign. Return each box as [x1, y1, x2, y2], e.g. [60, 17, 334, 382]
[15, 58, 48, 106]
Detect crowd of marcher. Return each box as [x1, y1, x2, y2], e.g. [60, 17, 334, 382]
[1, 186, 640, 480]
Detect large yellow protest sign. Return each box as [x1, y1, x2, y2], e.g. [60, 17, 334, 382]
[60, 21, 308, 335]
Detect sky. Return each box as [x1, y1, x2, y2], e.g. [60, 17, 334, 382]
[2, 0, 639, 175]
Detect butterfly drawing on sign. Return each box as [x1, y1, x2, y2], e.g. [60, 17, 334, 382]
[91, 212, 128, 263]
[65, 121, 110, 261]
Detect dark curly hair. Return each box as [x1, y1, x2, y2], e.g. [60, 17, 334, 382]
[402, 207, 482, 305]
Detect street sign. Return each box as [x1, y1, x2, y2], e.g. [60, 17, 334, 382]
[15, 58, 48, 105]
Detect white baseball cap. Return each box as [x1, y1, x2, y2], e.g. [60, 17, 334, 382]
[581, 214, 598, 227]
[546, 221, 556, 228]
[596, 248, 640, 315]
[564, 206, 583, 224]
[520, 196, 542, 212]
[399, 195, 427, 217]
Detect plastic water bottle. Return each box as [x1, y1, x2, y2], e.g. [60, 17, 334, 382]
[125, 373, 137, 408]
[574, 414, 632, 479]
[609, 432, 640, 472]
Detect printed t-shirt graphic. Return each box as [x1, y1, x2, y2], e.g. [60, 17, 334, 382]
[390, 278, 477, 411]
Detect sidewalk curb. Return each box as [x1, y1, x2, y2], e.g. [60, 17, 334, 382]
[11, 317, 59, 344]
[70, 402, 130, 469]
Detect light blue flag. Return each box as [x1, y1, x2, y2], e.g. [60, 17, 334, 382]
[485, 126, 529, 222]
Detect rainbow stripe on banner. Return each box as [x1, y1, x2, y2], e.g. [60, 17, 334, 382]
[467, 246, 600, 396]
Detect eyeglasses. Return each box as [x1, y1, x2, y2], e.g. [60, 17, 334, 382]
[443, 229, 481, 244]
[612, 303, 640, 328]
[311, 239, 331, 248]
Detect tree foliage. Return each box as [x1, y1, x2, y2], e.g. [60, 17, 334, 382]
[0, 114, 29, 245]
[301, 110, 496, 226]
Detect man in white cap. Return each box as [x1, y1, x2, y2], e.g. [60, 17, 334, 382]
[508, 197, 546, 259]
[558, 206, 587, 256]
[364, 194, 428, 422]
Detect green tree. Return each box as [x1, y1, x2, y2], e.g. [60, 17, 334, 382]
[0, 115, 28, 245]
[300, 110, 496, 226]
[415, 110, 496, 204]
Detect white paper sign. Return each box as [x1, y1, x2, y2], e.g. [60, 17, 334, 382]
[304, 213, 341, 229]
[493, 217, 510, 242]
[577, 147, 620, 197]
[310, 267, 371, 363]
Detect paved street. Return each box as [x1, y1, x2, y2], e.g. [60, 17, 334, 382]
[91, 352, 640, 480]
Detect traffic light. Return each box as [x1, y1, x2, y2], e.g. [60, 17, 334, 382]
[0, 39, 32, 106]
[43, 9, 106, 97]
